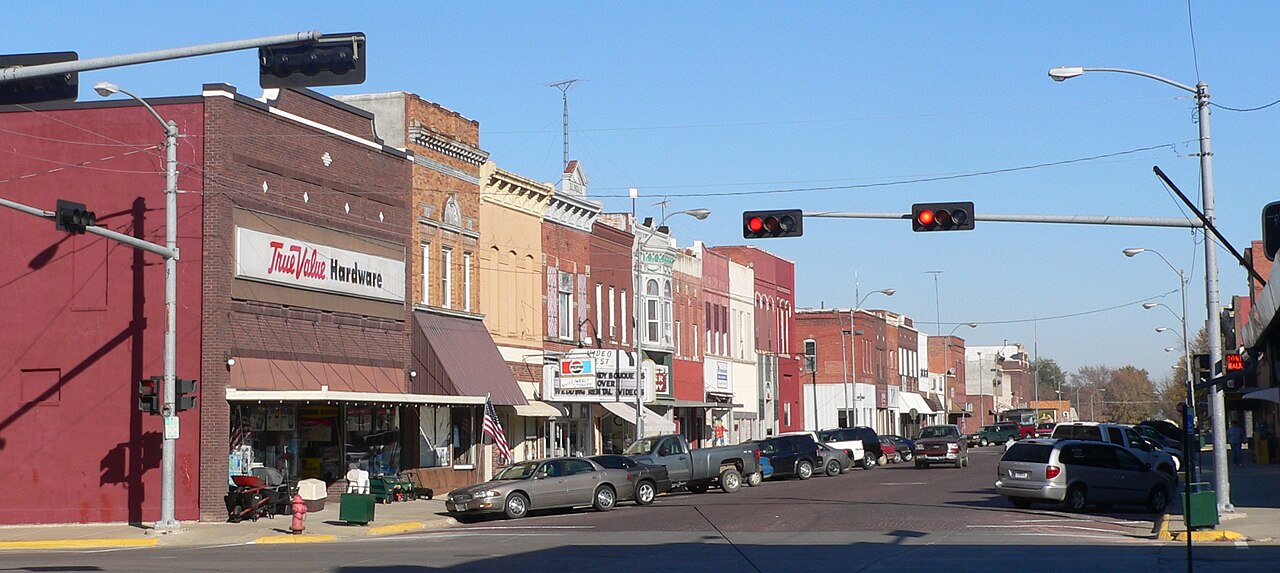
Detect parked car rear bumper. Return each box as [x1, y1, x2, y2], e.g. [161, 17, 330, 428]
[995, 480, 1066, 502]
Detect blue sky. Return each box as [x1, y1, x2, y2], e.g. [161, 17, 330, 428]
[10, 2, 1279, 385]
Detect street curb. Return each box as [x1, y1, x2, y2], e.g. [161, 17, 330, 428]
[254, 534, 338, 544]
[366, 521, 424, 535]
[1154, 513, 1248, 542]
[0, 538, 160, 550]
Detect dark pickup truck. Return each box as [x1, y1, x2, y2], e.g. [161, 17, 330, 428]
[625, 434, 760, 493]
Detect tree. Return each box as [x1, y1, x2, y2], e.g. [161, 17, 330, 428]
[1105, 366, 1158, 423]
[1031, 358, 1066, 403]
[1069, 365, 1114, 421]
[1159, 326, 1208, 421]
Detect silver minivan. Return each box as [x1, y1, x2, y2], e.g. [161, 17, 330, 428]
[996, 439, 1174, 512]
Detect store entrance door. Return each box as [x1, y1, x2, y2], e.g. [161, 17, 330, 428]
[553, 419, 591, 457]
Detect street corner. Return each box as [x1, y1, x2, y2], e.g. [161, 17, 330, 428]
[365, 521, 425, 536]
[0, 538, 160, 551]
[254, 533, 338, 544]
[1155, 514, 1249, 543]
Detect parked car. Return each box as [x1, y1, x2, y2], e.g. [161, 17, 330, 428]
[786, 429, 867, 469]
[1034, 422, 1057, 438]
[446, 457, 628, 519]
[818, 427, 885, 468]
[1051, 422, 1180, 484]
[588, 455, 673, 505]
[971, 424, 1020, 447]
[817, 443, 853, 476]
[914, 424, 969, 469]
[997, 420, 1037, 440]
[1138, 419, 1185, 445]
[755, 434, 823, 480]
[1131, 424, 1183, 453]
[996, 439, 1174, 512]
[881, 435, 916, 462]
[625, 434, 759, 493]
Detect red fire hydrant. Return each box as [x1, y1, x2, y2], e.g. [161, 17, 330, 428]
[290, 494, 307, 535]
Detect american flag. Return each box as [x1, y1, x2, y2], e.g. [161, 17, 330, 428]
[482, 396, 510, 464]
[229, 408, 252, 450]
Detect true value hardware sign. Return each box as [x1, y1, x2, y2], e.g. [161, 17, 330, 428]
[236, 227, 406, 302]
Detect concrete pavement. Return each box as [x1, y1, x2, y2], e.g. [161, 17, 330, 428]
[1158, 451, 1280, 543]
[0, 496, 457, 550]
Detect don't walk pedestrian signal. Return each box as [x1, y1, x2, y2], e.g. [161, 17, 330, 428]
[912, 202, 975, 232]
[743, 209, 803, 239]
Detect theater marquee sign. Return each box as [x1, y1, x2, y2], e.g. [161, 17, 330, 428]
[235, 227, 406, 302]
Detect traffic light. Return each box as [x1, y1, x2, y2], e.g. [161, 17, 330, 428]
[138, 377, 161, 415]
[1264, 201, 1280, 261]
[259, 33, 366, 89]
[1193, 353, 1211, 383]
[743, 209, 803, 239]
[0, 51, 78, 105]
[912, 202, 975, 232]
[175, 379, 198, 412]
[54, 199, 95, 234]
[802, 339, 817, 372]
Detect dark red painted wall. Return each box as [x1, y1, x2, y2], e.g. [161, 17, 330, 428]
[0, 100, 205, 524]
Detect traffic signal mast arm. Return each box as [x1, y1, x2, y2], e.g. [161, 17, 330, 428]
[806, 210, 1203, 228]
[0, 196, 175, 259]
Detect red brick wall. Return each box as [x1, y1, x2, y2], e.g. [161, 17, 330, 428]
[543, 220, 592, 354]
[794, 311, 854, 384]
[271, 88, 377, 140]
[200, 86, 412, 521]
[589, 221, 633, 351]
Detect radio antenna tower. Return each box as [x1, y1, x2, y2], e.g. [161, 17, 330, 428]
[547, 79, 580, 169]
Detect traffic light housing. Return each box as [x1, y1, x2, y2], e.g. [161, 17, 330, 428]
[259, 33, 366, 89]
[0, 51, 78, 105]
[54, 199, 95, 234]
[175, 379, 198, 412]
[1193, 353, 1211, 383]
[1263, 201, 1280, 261]
[743, 209, 803, 239]
[138, 377, 161, 415]
[912, 202, 975, 232]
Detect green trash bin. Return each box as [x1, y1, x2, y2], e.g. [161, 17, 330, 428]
[339, 493, 375, 525]
[1184, 483, 1219, 530]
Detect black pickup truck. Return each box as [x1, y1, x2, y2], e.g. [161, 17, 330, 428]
[625, 434, 760, 493]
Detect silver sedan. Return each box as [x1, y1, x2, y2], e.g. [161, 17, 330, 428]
[446, 457, 630, 519]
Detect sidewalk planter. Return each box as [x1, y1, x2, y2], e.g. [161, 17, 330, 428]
[339, 493, 375, 525]
[1184, 483, 1219, 530]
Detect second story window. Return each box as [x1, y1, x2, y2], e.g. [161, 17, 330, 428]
[558, 272, 574, 339]
[441, 247, 453, 309]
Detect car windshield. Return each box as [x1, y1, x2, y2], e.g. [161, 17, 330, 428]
[624, 438, 658, 456]
[919, 426, 956, 439]
[494, 462, 540, 480]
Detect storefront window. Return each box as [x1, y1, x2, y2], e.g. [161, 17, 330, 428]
[344, 405, 400, 477]
[229, 404, 300, 482]
[229, 403, 401, 486]
[419, 405, 453, 468]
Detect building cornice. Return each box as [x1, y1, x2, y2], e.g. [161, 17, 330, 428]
[544, 192, 602, 233]
[413, 154, 480, 186]
[484, 165, 552, 218]
[409, 124, 489, 167]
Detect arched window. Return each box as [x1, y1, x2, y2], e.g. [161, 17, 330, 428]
[443, 195, 462, 227]
[646, 279, 659, 296]
[663, 280, 672, 298]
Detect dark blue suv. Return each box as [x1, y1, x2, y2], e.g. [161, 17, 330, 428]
[756, 434, 822, 480]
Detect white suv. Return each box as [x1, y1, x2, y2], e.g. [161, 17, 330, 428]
[1050, 422, 1180, 483]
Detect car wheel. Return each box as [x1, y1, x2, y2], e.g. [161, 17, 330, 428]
[903, 451, 914, 462]
[688, 483, 709, 494]
[826, 460, 841, 477]
[592, 485, 616, 512]
[1147, 485, 1170, 513]
[962, 456, 969, 468]
[980, 437, 989, 447]
[1063, 485, 1087, 512]
[504, 493, 529, 519]
[746, 471, 763, 487]
[719, 468, 742, 493]
[1010, 497, 1032, 509]
[797, 460, 814, 480]
[893, 453, 902, 464]
[862, 456, 876, 470]
[877, 455, 888, 466]
[635, 480, 657, 506]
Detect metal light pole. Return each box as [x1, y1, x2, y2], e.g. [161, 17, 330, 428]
[95, 81, 181, 531]
[943, 323, 977, 428]
[848, 289, 894, 429]
[840, 328, 851, 425]
[1052, 65, 1229, 510]
[630, 194, 709, 440]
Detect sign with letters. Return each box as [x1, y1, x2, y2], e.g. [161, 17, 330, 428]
[235, 227, 405, 302]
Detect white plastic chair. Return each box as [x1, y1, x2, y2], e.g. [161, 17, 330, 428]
[345, 468, 370, 494]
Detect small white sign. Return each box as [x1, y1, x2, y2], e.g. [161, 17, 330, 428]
[164, 416, 180, 440]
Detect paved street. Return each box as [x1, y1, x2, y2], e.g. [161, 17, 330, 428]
[3, 448, 1274, 572]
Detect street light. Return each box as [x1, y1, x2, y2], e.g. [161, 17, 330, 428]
[942, 323, 977, 428]
[631, 201, 710, 440]
[95, 81, 181, 531]
[1091, 387, 1108, 421]
[1128, 247, 1196, 465]
[847, 288, 894, 428]
[1055, 65, 1228, 511]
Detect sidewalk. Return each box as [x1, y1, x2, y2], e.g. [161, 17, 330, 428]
[1159, 453, 1280, 543]
[0, 497, 457, 550]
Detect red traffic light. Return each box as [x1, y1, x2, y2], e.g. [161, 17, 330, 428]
[916, 209, 935, 227]
[912, 202, 975, 232]
[742, 209, 804, 239]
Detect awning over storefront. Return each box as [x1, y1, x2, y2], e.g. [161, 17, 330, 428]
[922, 396, 944, 414]
[600, 401, 677, 434]
[897, 392, 938, 415]
[508, 400, 566, 418]
[1243, 388, 1280, 404]
[229, 357, 404, 393]
[413, 311, 527, 406]
[225, 387, 485, 405]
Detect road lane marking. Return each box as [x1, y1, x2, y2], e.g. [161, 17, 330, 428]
[878, 482, 927, 486]
[967, 524, 1140, 534]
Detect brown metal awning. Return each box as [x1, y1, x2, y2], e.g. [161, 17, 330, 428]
[412, 311, 527, 406]
[229, 357, 403, 393]
[923, 397, 944, 414]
